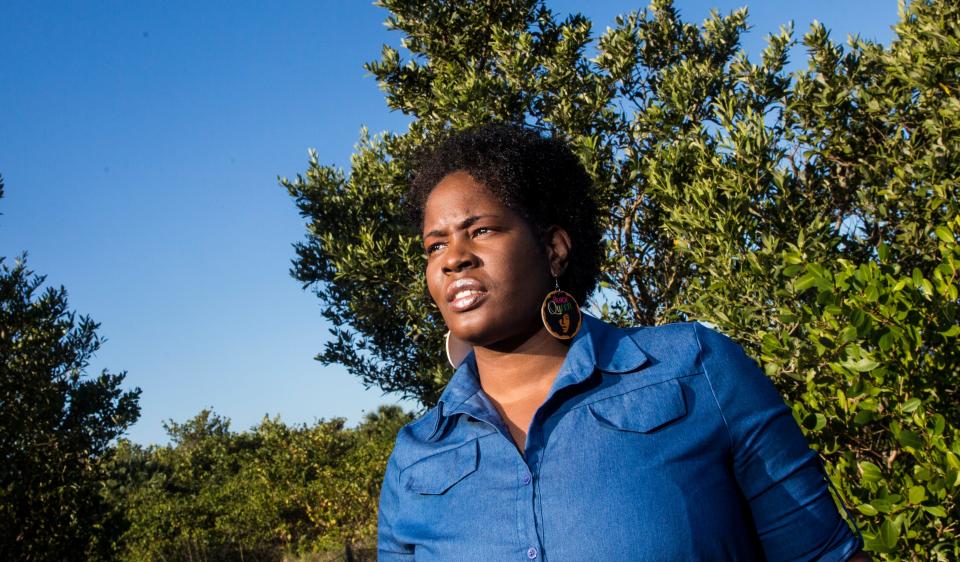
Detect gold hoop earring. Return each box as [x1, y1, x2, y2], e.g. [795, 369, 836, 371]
[540, 277, 581, 340]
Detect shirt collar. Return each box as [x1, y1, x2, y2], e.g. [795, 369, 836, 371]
[433, 314, 648, 435]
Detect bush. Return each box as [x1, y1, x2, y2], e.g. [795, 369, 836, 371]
[114, 407, 411, 561]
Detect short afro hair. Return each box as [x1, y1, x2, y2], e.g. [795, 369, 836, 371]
[407, 123, 602, 305]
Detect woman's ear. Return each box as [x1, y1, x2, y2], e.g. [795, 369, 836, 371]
[544, 225, 572, 277]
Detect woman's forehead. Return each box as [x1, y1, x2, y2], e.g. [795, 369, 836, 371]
[422, 172, 509, 229]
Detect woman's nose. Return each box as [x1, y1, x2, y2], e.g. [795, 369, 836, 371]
[442, 236, 478, 273]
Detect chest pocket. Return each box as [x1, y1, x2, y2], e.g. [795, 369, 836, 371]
[402, 439, 479, 495]
[588, 377, 687, 433]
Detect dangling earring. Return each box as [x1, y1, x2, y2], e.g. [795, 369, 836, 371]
[541, 276, 582, 340]
[445, 330, 472, 368]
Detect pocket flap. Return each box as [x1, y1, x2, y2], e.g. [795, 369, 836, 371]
[588, 378, 686, 433]
[403, 439, 479, 495]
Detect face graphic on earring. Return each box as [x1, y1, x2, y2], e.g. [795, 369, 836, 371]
[540, 288, 582, 339]
[422, 172, 555, 349]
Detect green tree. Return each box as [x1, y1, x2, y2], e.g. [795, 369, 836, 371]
[118, 410, 279, 561]
[0, 175, 142, 560]
[117, 407, 411, 561]
[283, 0, 958, 557]
[303, 405, 412, 555]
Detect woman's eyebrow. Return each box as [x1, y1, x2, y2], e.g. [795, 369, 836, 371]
[423, 214, 497, 239]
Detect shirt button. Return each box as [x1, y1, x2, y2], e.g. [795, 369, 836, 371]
[521, 474, 531, 485]
[527, 546, 538, 559]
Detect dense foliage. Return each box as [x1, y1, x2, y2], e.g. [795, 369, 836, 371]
[110, 406, 410, 561]
[284, 0, 959, 558]
[0, 178, 142, 560]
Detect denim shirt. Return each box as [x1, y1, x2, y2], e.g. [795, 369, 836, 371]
[378, 315, 862, 561]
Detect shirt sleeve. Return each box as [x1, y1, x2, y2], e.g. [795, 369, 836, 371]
[378, 452, 415, 561]
[694, 323, 863, 562]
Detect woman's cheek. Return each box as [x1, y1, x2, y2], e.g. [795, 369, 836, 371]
[425, 263, 444, 306]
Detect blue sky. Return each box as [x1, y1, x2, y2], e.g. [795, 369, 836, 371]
[1, 1, 898, 445]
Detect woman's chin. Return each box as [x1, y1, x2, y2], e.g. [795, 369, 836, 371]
[448, 318, 544, 351]
[447, 326, 494, 348]
[447, 321, 505, 349]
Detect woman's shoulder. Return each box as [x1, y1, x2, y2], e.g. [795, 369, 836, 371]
[599, 318, 759, 387]
[388, 406, 441, 463]
[387, 403, 494, 473]
[602, 318, 715, 363]
[382, 411, 434, 477]
[620, 318, 724, 338]
[617, 319, 743, 354]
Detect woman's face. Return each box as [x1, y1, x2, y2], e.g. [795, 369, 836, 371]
[422, 171, 555, 348]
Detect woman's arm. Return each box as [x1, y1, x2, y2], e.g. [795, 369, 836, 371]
[695, 323, 865, 561]
[378, 453, 415, 561]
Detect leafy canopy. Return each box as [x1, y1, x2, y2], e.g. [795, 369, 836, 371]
[113, 406, 412, 561]
[283, 0, 959, 557]
[0, 173, 142, 561]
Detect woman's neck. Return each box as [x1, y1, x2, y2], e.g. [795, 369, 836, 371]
[473, 328, 569, 400]
[472, 328, 569, 451]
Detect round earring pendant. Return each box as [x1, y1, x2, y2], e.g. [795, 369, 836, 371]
[540, 289, 582, 340]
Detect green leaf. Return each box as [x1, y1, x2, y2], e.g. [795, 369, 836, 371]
[941, 325, 960, 338]
[783, 252, 804, 265]
[877, 330, 895, 352]
[935, 225, 955, 243]
[912, 268, 924, 287]
[794, 272, 819, 292]
[879, 517, 900, 549]
[859, 461, 884, 484]
[782, 264, 804, 277]
[933, 414, 946, 436]
[877, 242, 889, 261]
[840, 356, 880, 372]
[923, 505, 947, 517]
[871, 495, 902, 513]
[907, 485, 925, 504]
[897, 430, 924, 449]
[901, 398, 921, 413]
[856, 503, 878, 516]
[944, 452, 960, 470]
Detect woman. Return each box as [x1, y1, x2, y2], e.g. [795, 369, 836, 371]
[378, 123, 866, 561]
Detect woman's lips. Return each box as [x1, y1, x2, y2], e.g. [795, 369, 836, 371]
[446, 278, 487, 312]
[449, 290, 486, 312]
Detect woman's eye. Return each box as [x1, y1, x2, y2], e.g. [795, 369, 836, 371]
[425, 242, 445, 255]
[472, 227, 492, 237]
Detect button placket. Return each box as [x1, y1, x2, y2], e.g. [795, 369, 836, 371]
[514, 450, 541, 562]
[523, 446, 545, 560]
